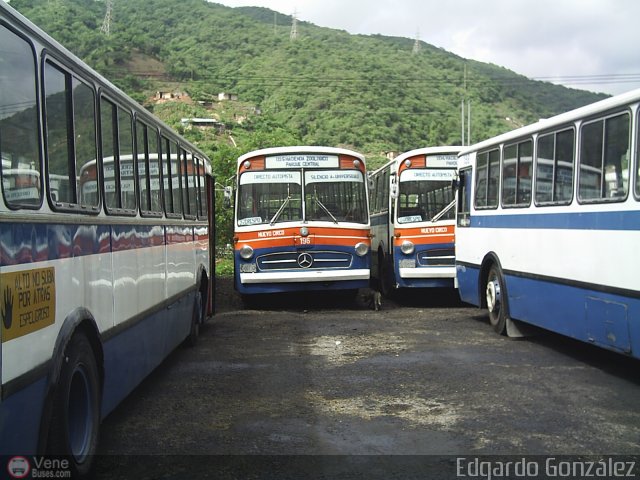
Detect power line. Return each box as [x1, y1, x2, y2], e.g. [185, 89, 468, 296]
[99, 67, 640, 90]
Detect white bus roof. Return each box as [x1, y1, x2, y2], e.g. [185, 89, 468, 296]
[238, 146, 365, 164]
[394, 146, 463, 164]
[459, 87, 640, 156]
[370, 146, 463, 177]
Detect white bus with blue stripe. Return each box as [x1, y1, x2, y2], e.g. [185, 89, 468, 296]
[0, 2, 214, 476]
[455, 87, 640, 357]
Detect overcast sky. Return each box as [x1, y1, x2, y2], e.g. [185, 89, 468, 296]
[212, 0, 640, 96]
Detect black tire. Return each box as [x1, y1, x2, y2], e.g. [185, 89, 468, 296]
[47, 333, 100, 478]
[187, 291, 203, 347]
[486, 264, 508, 335]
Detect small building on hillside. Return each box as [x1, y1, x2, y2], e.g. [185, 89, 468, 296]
[155, 91, 189, 101]
[218, 92, 238, 101]
[180, 117, 225, 133]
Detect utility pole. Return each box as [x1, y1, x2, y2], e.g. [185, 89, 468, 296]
[461, 63, 471, 145]
[100, 0, 113, 36]
[290, 9, 298, 41]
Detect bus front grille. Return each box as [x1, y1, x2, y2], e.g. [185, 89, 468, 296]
[257, 251, 353, 271]
[417, 248, 455, 266]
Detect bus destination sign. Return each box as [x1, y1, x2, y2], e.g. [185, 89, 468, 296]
[265, 154, 340, 169]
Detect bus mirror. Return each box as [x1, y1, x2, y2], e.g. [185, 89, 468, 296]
[368, 177, 374, 189]
[223, 186, 233, 208]
[451, 174, 460, 191]
[390, 182, 399, 199]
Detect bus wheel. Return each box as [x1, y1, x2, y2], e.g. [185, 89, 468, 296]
[187, 291, 203, 347]
[48, 333, 100, 478]
[379, 255, 394, 297]
[486, 265, 508, 335]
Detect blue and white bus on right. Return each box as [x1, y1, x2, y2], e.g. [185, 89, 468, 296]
[455, 88, 640, 357]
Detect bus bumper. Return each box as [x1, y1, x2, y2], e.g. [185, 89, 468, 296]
[240, 269, 370, 284]
[399, 266, 456, 279]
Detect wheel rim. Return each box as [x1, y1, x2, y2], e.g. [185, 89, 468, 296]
[67, 364, 94, 461]
[486, 274, 501, 315]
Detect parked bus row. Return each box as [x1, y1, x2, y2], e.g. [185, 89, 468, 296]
[231, 88, 640, 363]
[0, 2, 214, 476]
[229, 145, 464, 303]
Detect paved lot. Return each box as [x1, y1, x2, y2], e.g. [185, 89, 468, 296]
[95, 279, 640, 478]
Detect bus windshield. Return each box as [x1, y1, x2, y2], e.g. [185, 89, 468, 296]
[304, 170, 367, 223]
[237, 171, 302, 226]
[237, 169, 368, 226]
[397, 169, 456, 224]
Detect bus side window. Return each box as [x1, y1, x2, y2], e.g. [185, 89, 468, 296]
[101, 99, 135, 213]
[0, 24, 41, 209]
[118, 108, 135, 210]
[475, 149, 499, 209]
[636, 128, 640, 199]
[148, 129, 162, 213]
[457, 168, 472, 227]
[45, 60, 97, 209]
[172, 142, 183, 216]
[136, 120, 150, 212]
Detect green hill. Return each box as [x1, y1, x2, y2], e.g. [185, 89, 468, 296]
[9, 0, 608, 247]
[11, 0, 606, 162]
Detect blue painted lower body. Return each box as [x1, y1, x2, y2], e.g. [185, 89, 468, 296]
[457, 264, 640, 357]
[0, 376, 47, 454]
[396, 277, 455, 289]
[393, 242, 455, 289]
[0, 290, 196, 454]
[101, 290, 195, 417]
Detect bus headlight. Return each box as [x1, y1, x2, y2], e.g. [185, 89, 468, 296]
[239, 244, 254, 260]
[354, 242, 369, 257]
[400, 240, 414, 255]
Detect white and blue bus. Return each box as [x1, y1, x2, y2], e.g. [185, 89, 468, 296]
[369, 147, 462, 295]
[0, 2, 214, 475]
[455, 88, 639, 356]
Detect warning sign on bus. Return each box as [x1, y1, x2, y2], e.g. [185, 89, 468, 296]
[1, 267, 56, 343]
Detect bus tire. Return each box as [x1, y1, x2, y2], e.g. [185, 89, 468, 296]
[47, 333, 100, 478]
[486, 264, 508, 335]
[187, 291, 203, 347]
[379, 253, 394, 298]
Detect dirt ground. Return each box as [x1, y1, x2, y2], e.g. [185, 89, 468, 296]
[95, 277, 640, 479]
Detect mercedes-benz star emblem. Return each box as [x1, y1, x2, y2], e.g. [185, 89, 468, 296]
[297, 252, 313, 268]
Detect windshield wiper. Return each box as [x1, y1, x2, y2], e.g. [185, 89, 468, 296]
[314, 197, 338, 224]
[430, 199, 456, 223]
[270, 195, 291, 225]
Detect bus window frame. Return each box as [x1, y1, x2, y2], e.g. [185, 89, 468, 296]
[533, 126, 576, 207]
[501, 138, 533, 209]
[100, 95, 137, 217]
[0, 21, 43, 211]
[42, 54, 100, 214]
[134, 117, 163, 219]
[182, 147, 196, 221]
[577, 109, 631, 205]
[162, 135, 183, 220]
[635, 106, 640, 202]
[456, 166, 472, 227]
[474, 147, 500, 210]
